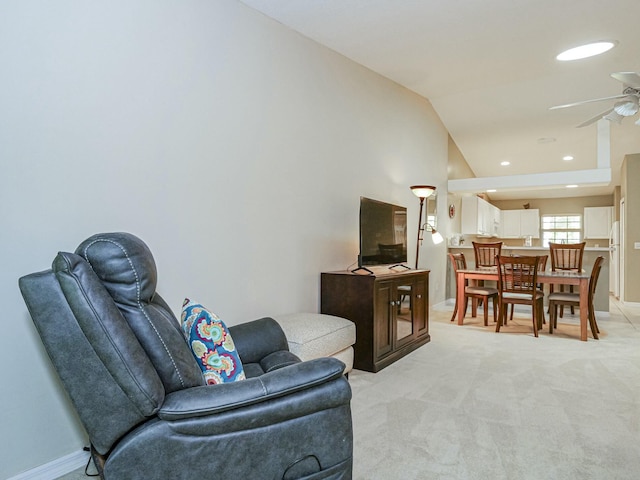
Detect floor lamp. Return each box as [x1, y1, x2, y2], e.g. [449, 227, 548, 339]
[410, 185, 443, 269]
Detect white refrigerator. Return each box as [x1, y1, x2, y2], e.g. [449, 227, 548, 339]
[609, 221, 620, 298]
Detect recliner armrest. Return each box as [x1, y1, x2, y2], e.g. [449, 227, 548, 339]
[229, 317, 290, 365]
[158, 357, 345, 421]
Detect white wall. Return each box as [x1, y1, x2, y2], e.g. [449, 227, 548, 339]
[0, 1, 449, 477]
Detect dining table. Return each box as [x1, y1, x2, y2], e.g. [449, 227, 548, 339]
[456, 267, 592, 341]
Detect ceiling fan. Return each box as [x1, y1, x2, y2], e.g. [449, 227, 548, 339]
[550, 72, 640, 127]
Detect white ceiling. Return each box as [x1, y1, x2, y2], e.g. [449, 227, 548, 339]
[239, 0, 640, 200]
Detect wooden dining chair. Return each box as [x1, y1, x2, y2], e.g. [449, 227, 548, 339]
[472, 241, 503, 268]
[548, 256, 604, 339]
[472, 241, 502, 298]
[509, 254, 547, 321]
[448, 252, 499, 325]
[495, 255, 544, 337]
[549, 242, 585, 317]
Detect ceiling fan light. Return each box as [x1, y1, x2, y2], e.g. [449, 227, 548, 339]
[603, 110, 624, 124]
[556, 41, 616, 61]
[613, 97, 639, 116]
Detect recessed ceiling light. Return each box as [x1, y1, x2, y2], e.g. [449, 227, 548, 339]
[566, 184, 579, 188]
[563, 155, 574, 161]
[556, 41, 616, 61]
[500, 161, 510, 166]
[487, 189, 497, 193]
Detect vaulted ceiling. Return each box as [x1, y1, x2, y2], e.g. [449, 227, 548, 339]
[240, 0, 640, 199]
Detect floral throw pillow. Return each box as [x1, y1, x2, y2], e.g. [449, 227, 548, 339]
[181, 299, 246, 384]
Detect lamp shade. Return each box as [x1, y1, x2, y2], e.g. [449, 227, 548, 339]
[613, 97, 639, 117]
[431, 229, 444, 245]
[410, 185, 436, 198]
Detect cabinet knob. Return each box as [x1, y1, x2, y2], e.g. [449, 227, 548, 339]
[416, 294, 422, 299]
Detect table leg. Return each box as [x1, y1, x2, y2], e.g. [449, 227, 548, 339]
[457, 271, 466, 325]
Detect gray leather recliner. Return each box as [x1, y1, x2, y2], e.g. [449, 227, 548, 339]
[19, 232, 353, 479]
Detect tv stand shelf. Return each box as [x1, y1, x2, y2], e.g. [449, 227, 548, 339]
[321, 269, 430, 373]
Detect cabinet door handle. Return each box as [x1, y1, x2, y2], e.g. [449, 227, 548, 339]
[416, 294, 422, 299]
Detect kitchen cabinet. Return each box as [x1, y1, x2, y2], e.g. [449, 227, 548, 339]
[499, 209, 540, 238]
[461, 196, 500, 237]
[584, 206, 613, 239]
[320, 269, 430, 373]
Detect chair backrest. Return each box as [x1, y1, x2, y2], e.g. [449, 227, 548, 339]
[19, 233, 205, 454]
[448, 252, 467, 273]
[589, 256, 605, 306]
[536, 254, 548, 288]
[473, 241, 502, 267]
[496, 255, 540, 295]
[538, 254, 548, 272]
[549, 242, 586, 272]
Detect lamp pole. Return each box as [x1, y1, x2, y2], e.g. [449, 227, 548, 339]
[415, 196, 425, 269]
[410, 185, 436, 269]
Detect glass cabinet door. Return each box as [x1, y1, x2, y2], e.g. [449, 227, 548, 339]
[395, 283, 415, 345]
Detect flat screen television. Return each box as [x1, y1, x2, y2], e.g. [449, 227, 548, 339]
[357, 197, 408, 270]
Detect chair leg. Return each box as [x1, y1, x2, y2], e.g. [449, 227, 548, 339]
[450, 297, 458, 322]
[492, 296, 498, 323]
[495, 301, 503, 332]
[537, 298, 544, 331]
[549, 302, 555, 334]
[589, 301, 600, 334]
[532, 301, 538, 337]
[569, 286, 575, 315]
[509, 304, 514, 320]
[483, 297, 489, 326]
[588, 303, 599, 340]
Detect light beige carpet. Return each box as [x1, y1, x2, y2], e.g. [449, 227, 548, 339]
[349, 300, 640, 479]
[56, 300, 640, 480]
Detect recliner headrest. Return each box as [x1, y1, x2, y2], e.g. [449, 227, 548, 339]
[75, 232, 157, 306]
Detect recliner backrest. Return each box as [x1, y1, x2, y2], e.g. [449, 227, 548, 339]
[74, 232, 204, 393]
[21, 255, 166, 454]
[19, 232, 205, 455]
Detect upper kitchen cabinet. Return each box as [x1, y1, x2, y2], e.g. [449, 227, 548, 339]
[583, 206, 613, 239]
[461, 196, 500, 237]
[499, 209, 540, 239]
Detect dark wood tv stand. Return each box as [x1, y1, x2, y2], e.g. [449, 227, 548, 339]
[321, 268, 430, 373]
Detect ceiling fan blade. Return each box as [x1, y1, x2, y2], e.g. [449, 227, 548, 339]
[611, 72, 640, 89]
[550, 94, 629, 110]
[576, 108, 614, 128]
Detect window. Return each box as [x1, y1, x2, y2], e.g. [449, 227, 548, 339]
[541, 214, 581, 247]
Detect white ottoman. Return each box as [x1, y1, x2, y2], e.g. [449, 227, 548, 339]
[274, 313, 356, 374]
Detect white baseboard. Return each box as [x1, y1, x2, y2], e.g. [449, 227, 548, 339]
[8, 449, 89, 480]
[622, 301, 640, 308]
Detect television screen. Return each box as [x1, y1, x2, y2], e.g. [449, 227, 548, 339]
[359, 197, 408, 267]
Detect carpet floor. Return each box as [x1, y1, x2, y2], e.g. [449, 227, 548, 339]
[349, 298, 640, 479]
[57, 298, 640, 480]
